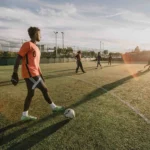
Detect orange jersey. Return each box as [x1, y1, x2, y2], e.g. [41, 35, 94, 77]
[18, 41, 41, 78]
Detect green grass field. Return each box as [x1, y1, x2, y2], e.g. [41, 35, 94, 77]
[0, 61, 150, 150]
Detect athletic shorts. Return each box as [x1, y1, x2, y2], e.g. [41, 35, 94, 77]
[97, 61, 101, 64]
[24, 76, 46, 90]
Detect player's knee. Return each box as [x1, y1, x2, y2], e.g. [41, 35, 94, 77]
[43, 87, 48, 93]
[28, 91, 34, 97]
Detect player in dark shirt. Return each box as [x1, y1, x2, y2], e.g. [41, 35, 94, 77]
[75, 51, 86, 73]
[144, 57, 150, 70]
[108, 54, 112, 66]
[96, 52, 102, 69]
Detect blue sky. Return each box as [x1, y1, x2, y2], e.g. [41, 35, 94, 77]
[0, 0, 150, 52]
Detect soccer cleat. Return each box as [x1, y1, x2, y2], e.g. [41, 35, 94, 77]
[21, 115, 37, 121]
[52, 106, 65, 113]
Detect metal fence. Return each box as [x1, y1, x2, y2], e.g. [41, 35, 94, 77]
[0, 37, 100, 53]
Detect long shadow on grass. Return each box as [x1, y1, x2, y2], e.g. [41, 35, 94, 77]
[43, 65, 120, 80]
[103, 65, 119, 68]
[44, 66, 95, 74]
[70, 69, 150, 108]
[6, 119, 70, 150]
[0, 112, 63, 146]
[0, 121, 31, 146]
[0, 121, 31, 134]
[0, 64, 120, 87]
[0, 67, 96, 87]
[1, 69, 147, 147]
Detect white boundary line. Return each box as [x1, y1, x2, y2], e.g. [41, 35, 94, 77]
[48, 72, 150, 124]
[67, 76, 150, 124]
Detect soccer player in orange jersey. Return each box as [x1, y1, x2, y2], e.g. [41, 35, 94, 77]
[11, 27, 64, 121]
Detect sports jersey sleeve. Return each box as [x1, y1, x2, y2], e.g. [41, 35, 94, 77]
[18, 42, 31, 57]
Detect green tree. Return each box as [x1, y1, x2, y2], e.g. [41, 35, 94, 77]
[103, 50, 108, 55]
[134, 46, 140, 53]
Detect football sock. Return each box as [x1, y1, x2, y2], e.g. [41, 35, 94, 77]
[50, 102, 56, 109]
[22, 111, 28, 116]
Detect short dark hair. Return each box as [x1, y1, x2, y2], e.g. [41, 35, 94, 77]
[78, 51, 81, 54]
[28, 27, 40, 39]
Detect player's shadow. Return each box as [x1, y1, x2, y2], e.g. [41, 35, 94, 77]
[45, 66, 94, 74]
[0, 112, 64, 146]
[69, 69, 150, 108]
[0, 120, 31, 134]
[102, 64, 119, 68]
[1, 69, 148, 148]
[6, 119, 70, 150]
[0, 67, 95, 87]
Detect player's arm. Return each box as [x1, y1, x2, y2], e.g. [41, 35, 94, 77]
[11, 54, 22, 86]
[13, 55, 22, 73]
[11, 42, 30, 86]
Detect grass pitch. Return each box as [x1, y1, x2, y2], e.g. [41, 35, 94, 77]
[0, 61, 150, 150]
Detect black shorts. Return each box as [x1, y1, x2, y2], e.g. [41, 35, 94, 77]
[97, 61, 101, 64]
[25, 76, 46, 90]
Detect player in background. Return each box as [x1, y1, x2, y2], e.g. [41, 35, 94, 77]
[95, 52, 102, 69]
[11, 27, 64, 121]
[75, 51, 86, 73]
[144, 57, 150, 70]
[108, 53, 112, 66]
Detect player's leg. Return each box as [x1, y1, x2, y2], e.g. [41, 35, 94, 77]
[79, 61, 86, 73]
[37, 76, 64, 112]
[21, 79, 37, 121]
[76, 61, 79, 73]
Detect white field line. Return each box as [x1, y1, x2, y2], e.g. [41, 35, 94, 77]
[48, 71, 150, 124]
[67, 76, 150, 124]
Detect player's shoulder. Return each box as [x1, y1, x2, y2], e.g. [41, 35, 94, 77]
[22, 41, 31, 47]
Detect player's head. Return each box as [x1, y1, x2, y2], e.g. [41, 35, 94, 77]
[28, 27, 41, 42]
[78, 51, 81, 54]
[98, 52, 100, 55]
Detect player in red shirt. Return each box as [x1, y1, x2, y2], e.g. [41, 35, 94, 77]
[11, 27, 64, 121]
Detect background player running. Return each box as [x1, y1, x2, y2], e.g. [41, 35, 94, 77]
[144, 57, 150, 70]
[108, 53, 112, 66]
[95, 52, 102, 69]
[75, 51, 86, 73]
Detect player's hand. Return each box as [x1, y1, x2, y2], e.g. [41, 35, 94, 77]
[11, 72, 19, 86]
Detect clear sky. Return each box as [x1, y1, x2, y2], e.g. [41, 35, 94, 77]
[0, 0, 150, 52]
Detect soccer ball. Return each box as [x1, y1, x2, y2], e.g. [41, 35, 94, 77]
[64, 108, 75, 119]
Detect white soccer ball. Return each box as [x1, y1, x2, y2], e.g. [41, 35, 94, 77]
[64, 108, 75, 119]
